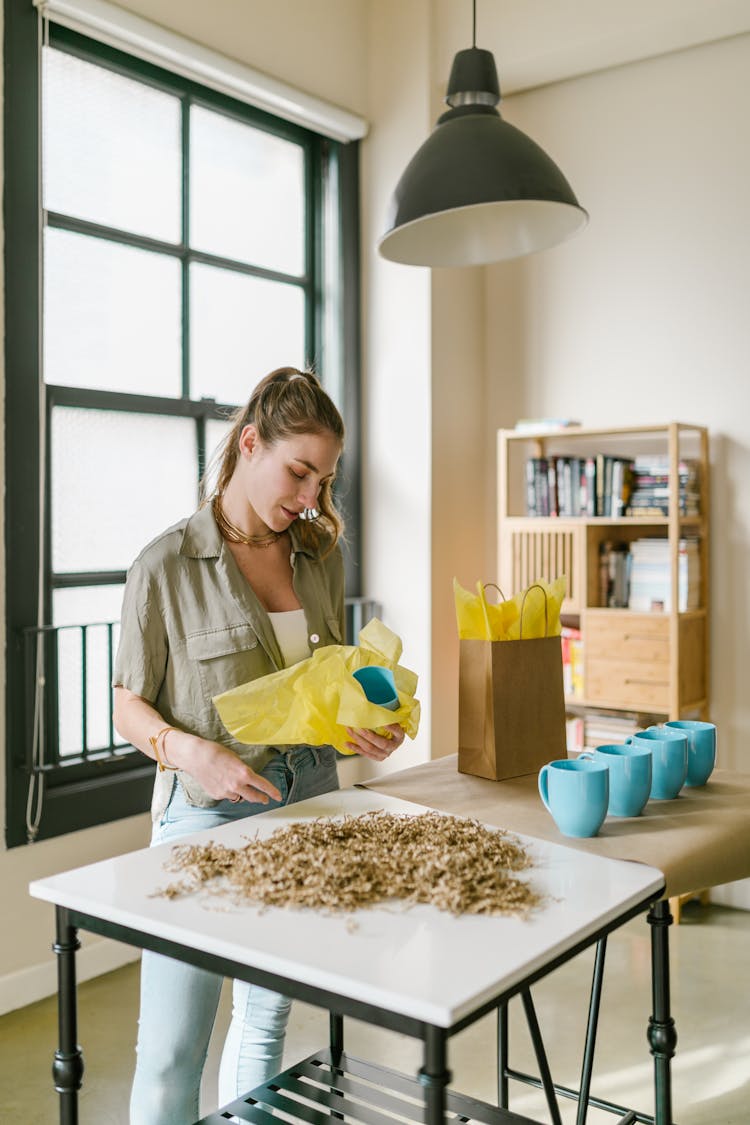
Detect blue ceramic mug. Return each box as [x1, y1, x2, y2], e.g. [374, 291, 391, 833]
[580, 743, 652, 818]
[352, 666, 399, 710]
[664, 720, 716, 787]
[538, 759, 609, 838]
[628, 727, 687, 800]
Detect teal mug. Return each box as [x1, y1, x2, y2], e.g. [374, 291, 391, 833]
[627, 727, 687, 800]
[538, 758, 609, 838]
[665, 720, 716, 787]
[352, 666, 399, 710]
[580, 743, 652, 818]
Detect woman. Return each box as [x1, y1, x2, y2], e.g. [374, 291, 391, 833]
[113, 367, 405, 1124]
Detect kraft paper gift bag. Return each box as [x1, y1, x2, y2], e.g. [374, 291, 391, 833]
[455, 580, 567, 782]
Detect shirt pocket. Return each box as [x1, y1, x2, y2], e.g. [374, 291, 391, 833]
[186, 623, 269, 713]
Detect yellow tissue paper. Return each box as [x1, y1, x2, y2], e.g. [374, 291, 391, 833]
[213, 618, 420, 756]
[453, 576, 566, 641]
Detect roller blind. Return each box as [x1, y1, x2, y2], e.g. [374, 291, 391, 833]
[33, 0, 369, 142]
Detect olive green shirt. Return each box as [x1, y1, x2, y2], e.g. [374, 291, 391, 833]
[113, 504, 345, 822]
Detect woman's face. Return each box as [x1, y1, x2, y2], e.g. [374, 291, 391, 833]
[239, 425, 341, 532]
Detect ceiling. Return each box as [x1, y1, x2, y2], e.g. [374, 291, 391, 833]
[437, 0, 750, 94]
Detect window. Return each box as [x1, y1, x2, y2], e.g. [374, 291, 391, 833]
[4, 5, 361, 847]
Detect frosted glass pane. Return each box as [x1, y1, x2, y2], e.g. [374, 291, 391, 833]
[190, 105, 305, 275]
[53, 585, 125, 627]
[202, 416, 236, 496]
[52, 407, 198, 573]
[191, 263, 305, 404]
[43, 46, 181, 242]
[53, 587, 125, 757]
[44, 228, 182, 395]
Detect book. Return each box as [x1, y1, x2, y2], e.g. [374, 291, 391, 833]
[583, 457, 596, 516]
[514, 418, 582, 434]
[627, 537, 701, 612]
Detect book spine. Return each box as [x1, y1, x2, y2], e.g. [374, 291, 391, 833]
[595, 453, 605, 516]
[603, 456, 614, 517]
[547, 460, 559, 517]
[525, 458, 537, 515]
[584, 458, 596, 516]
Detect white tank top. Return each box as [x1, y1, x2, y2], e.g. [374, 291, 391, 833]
[268, 608, 311, 668]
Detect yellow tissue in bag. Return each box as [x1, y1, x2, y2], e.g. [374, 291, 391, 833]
[453, 576, 566, 640]
[213, 617, 420, 755]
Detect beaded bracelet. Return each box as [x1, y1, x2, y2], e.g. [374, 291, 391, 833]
[148, 725, 179, 772]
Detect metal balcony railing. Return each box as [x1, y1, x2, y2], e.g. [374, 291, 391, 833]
[23, 597, 383, 774]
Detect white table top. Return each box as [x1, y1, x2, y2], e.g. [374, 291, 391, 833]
[29, 789, 663, 1028]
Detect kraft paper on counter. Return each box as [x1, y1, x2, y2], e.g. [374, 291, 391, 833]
[453, 576, 566, 641]
[213, 618, 420, 755]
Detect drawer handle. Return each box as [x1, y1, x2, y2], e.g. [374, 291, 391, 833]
[623, 634, 667, 642]
[624, 678, 668, 686]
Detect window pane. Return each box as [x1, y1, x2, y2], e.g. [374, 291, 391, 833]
[53, 587, 125, 758]
[52, 407, 198, 573]
[190, 262, 305, 403]
[43, 46, 181, 242]
[44, 228, 182, 395]
[322, 151, 344, 411]
[203, 417, 236, 497]
[190, 105, 305, 275]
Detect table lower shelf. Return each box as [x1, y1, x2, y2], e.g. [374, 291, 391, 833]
[198, 1047, 541, 1125]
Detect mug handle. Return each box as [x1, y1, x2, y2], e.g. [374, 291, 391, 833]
[624, 736, 633, 744]
[579, 751, 594, 760]
[538, 765, 551, 812]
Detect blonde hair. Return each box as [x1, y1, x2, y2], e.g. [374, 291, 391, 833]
[207, 367, 345, 554]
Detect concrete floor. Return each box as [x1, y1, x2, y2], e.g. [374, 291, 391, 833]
[1, 902, 748, 1124]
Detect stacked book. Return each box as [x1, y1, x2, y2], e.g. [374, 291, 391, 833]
[582, 711, 650, 752]
[567, 711, 656, 756]
[629, 456, 700, 516]
[561, 625, 584, 698]
[627, 537, 701, 612]
[524, 455, 634, 517]
[565, 714, 585, 754]
[524, 454, 701, 518]
[599, 540, 631, 608]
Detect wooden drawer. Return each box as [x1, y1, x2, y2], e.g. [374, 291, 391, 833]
[585, 659, 670, 710]
[584, 613, 670, 710]
[585, 612, 670, 665]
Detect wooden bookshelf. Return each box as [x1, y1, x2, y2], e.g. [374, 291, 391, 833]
[497, 422, 710, 722]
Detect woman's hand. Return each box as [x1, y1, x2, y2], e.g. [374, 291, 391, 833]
[113, 687, 281, 805]
[179, 735, 282, 804]
[344, 723, 405, 762]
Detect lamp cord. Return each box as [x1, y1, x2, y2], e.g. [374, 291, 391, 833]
[472, 0, 476, 47]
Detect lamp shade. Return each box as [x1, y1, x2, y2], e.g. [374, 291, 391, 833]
[378, 48, 588, 267]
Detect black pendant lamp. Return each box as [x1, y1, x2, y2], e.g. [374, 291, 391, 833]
[378, 3, 588, 267]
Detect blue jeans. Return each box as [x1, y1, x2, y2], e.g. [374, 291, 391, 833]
[129, 745, 339, 1125]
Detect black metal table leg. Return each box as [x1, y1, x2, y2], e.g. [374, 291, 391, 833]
[576, 938, 608, 1125]
[329, 1012, 345, 1119]
[52, 907, 84, 1125]
[520, 989, 563, 1125]
[419, 1026, 451, 1125]
[497, 1003, 509, 1108]
[648, 899, 677, 1125]
[329, 1011, 344, 1064]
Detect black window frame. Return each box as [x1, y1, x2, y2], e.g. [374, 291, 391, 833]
[4, 0, 361, 848]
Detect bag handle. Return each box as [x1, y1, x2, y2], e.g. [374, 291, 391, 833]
[519, 583, 549, 639]
[483, 582, 507, 602]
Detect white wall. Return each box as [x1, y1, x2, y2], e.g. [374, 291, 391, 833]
[483, 33, 750, 907]
[358, 0, 433, 775]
